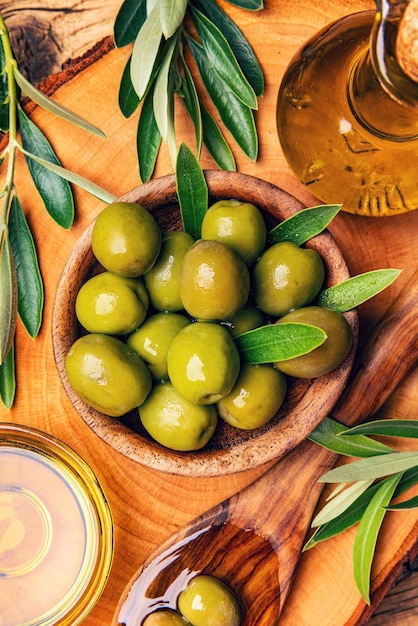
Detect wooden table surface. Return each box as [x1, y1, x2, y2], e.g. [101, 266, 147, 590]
[1, 1, 418, 624]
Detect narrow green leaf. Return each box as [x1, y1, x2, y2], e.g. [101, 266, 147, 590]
[268, 205, 341, 246]
[0, 38, 8, 104]
[386, 495, 418, 510]
[200, 104, 236, 171]
[235, 323, 327, 365]
[308, 417, 393, 457]
[0, 102, 9, 132]
[0, 229, 17, 364]
[153, 35, 178, 141]
[193, 0, 264, 96]
[130, 6, 163, 101]
[20, 148, 116, 205]
[316, 269, 402, 312]
[312, 480, 375, 527]
[353, 472, 402, 604]
[189, 5, 258, 109]
[0, 340, 15, 409]
[320, 451, 418, 483]
[304, 467, 418, 550]
[159, 0, 187, 38]
[179, 56, 203, 156]
[9, 195, 43, 338]
[341, 419, 418, 439]
[18, 106, 74, 229]
[187, 36, 257, 161]
[176, 143, 208, 239]
[137, 84, 161, 183]
[14, 66, 106, 138]
[119, 55, 140, 118]
[225, 0, 264, 9]
[114, 0, 148, 47]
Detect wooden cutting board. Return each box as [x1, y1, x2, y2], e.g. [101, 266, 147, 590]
[1, 1, 418, 624]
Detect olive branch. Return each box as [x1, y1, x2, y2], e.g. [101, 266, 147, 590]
[0, 13, 116, 408]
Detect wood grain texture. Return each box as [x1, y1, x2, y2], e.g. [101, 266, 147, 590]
[0, 1, 417, 624]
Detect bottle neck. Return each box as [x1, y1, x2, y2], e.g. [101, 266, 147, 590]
[348, 0, 418, 141]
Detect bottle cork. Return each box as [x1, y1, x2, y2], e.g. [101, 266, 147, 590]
[397, 0, 418, 81]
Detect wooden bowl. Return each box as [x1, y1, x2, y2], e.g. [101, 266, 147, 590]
[52, 171, 358, 477]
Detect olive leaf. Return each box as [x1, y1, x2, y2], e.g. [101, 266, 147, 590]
[13, 66, 106, 138]
[18, 106, 74, 230]
[353, 472, 402, 604]
[316, 269, 402, 312]
[340, 419, 418, 439]
[8, 194, 43, 339]
[311, 479, 375, 528]
[153, 34, 178, 142]
[114, 0, 147, 47]
[176, 142, 208, 240]
[130, 5, 162, 101]
[193, 0, 264, 96]
[189, 5, 258, 109]
[187, 35, 258, 161]
[235, 323, 327, 364]
[19, 148, 116, 204]
[199, 104, 236, 171]
[225, 0, 264, 9]
[319, 451, 418, 483]
[119, 55, 140, 118]
[268, 205, 342, 246]
[0, 341, 15, 408]
[308, 417, 393, 457]
[159, 0, 187, 38]
[137, 83, 161, 183]
[386, 495, 418, 510]
[179, 54, 203, 156]
[0, 229, 17, 364]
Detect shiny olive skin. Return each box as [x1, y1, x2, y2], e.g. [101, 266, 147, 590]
[92, 201, 161, 277]
[167, 321, 241, 405]
[145, 230, 195, 312]
[274, 306, 352, 378]
[217, 363, 287, 429]
[142, 610, 188, 625]
[65, 334, 152, 416]
[139, 382, 218, 451]
[252, 241, 325, 317]
[75, 271, 149, 335]
[179, 239, 250, 321]
[225, 300, 265, 338]
[127, 312, 190, 381]
[177, 575, 242, 626]
[201, 199, 267, 266]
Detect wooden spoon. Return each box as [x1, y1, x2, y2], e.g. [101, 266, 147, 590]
[113, 270, 418, 626]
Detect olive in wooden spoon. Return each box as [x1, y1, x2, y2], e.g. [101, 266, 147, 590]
[113, 270, 418, 626]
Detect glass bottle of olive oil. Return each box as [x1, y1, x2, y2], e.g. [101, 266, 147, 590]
[277, 1, 418, 217]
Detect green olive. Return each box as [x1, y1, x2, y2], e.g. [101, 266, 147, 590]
[201, 199, 267, 266]
[145, 230, 195, 312]
[217, 364, 287, 429]
[179, 239, 250, 321]
[225, 300, 266, 338]
[167, 321, 241, 405]
[127, 312, 191, 381]
[178, 575, 242, 626]
[274, 306, 352, 378]
[142, 610, 188, 625]
[65, 334, 152, 416]
[75, 271, 149, 335]
[139, 382, 218, 451]
[252, 241, 325, 317]
[92, 201, 162, 277]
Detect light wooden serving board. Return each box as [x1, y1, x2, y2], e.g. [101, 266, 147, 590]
[1, 1, 418, 624]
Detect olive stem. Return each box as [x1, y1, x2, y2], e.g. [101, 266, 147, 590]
[0, 12, 18, 256]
